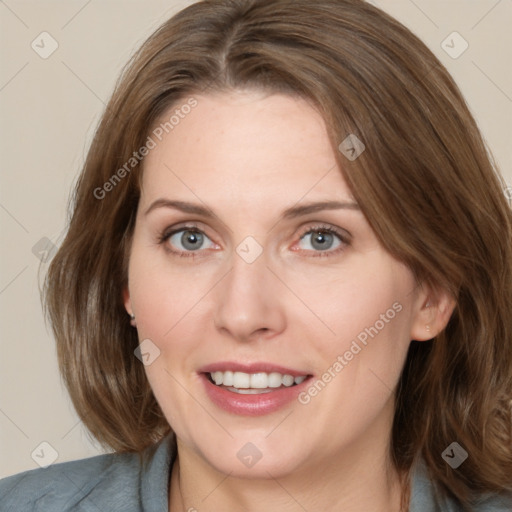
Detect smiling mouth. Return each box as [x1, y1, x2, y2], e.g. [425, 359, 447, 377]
[206, 371, 309, 394]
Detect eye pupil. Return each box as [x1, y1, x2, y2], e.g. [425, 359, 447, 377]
[311, 231, 333, 250]
[181, 230, 203, 251]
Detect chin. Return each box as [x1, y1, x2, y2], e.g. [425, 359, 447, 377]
[189, 434, 312, 479]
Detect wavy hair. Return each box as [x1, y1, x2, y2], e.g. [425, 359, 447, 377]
[44, 0, 512, 507]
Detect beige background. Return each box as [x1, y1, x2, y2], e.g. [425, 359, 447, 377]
[0, 0, 510, 478]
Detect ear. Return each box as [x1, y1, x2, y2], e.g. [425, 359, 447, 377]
[123, 286, 137, 327]
[123, 286, 133, 316]
[410, 283, 456, 341]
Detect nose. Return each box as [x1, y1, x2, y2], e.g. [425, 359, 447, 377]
[213, 248, 287, 342]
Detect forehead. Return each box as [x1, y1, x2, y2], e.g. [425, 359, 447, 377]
[140, 91, 354, 208]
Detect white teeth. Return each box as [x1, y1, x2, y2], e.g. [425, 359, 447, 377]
[208, 371, 308, 390]
[233, 372, 250, 388]
[268, 372, 283, 388]
[282, 374, 294, 387]
[250, 373, 268, 389]
[231, 387, 274, 395]
[222, 371, 234, 386]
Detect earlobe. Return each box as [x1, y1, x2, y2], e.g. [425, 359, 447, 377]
[410, 286, 456, 342]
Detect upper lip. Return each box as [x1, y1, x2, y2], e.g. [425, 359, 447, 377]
[198, 361, 311, 377]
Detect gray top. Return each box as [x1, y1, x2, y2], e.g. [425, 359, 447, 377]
[0, 435, 510, 511]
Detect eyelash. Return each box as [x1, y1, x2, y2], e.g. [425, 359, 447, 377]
[157, 223, 350, 259]
[296, 224, 350, 258]
[158, 223, 205, 259]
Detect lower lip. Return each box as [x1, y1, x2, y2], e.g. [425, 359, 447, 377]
[200, 373, 312, 416]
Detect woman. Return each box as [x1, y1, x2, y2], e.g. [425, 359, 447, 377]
[1, 0, 511, 510]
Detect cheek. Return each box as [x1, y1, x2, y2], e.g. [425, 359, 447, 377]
[127, 247, 212, 436]
[127, 248, 218, 419]
[292, 257, 413, 384]
[281, 255, 414, 354]
[295, 261, 414, 426]
[127, 244, 216, 341]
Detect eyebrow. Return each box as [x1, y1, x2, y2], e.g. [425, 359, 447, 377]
[144, 199, 360, 219]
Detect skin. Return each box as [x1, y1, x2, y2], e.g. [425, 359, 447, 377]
[124, 90, 454, 512]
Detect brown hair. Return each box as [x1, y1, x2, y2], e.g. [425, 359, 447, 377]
[44, 0, 512, 507]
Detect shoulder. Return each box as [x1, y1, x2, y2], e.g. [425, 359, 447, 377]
[0, 436, 175, 512]
[471, 493, 512, 512]
[0, 451, 142, 511]
[410, 459, 512, 512]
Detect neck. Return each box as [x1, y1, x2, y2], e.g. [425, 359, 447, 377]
[169, 436, 407, 512]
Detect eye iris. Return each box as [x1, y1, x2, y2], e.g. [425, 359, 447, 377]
[311, 230, 333, 250]
[181, 230, 203, 251]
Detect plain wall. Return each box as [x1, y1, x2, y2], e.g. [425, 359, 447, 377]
[0, 0, 511, 478]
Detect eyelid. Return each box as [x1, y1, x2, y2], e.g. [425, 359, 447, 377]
[158, 221, 351, 258]
[159, 221, 202, 242]
[158, 223, 219, 257]
[296, 223, 351, 243]
[291, 223, 351, 257]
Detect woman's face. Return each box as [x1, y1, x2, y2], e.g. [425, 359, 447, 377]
[125, 90, 428, 478]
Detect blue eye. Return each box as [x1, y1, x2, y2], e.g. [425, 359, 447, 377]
[159, 224, 348, 258]
[167, 229, 215, 252]
[298, 229, 343, 252]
